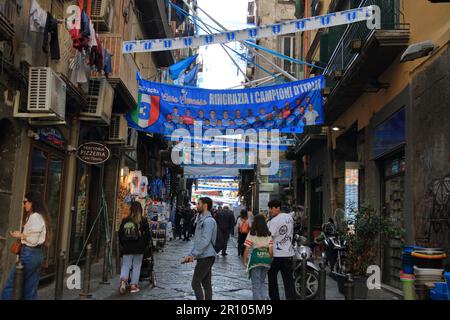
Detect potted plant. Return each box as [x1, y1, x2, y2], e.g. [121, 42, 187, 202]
[343, 204, 405, 299]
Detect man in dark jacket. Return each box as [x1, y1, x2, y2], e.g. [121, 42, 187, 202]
[182, 205, 193, 241]
[215, 206, 235, 256]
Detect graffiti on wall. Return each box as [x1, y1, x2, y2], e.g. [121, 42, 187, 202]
[416, 175, 450, 246]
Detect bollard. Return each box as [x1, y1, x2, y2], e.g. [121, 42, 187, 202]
[54, 251, 66, 300]
[13, 261, 24, 300]
[345, 274, 354, 300]
[319, 263, 326, 300]
[100, 241, 110, 285]
[79, 244, 93, 298]
[300, 253, 307, 300]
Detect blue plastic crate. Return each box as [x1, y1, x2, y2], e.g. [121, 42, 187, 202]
[430, 282, 449, 300]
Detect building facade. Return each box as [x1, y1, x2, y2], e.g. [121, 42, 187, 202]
[0, 0, 188, 289]
[292, 0, 450, 290]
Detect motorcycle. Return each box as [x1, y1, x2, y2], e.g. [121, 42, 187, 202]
[292, 225, 320, 300]
[320, 220, 350, 274]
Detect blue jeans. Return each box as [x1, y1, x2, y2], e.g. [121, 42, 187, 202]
[120, 254, 143, 285]
[1, 246, 44, 300]
[250, 266, 269, 300]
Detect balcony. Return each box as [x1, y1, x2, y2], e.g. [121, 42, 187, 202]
[0, 0, 15, 41]
[293, 126, 328, 156]
[91, 34, 139, 109]
[322, 0, 410, 123]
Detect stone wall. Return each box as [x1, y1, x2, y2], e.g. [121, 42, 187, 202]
[409, 44, 450, 249]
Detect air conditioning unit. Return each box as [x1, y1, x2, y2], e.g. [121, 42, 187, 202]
[27, 67, 66, 120]
[79, 79, 114, 125]
[109, 114, 128, 143]
[92, 0, 113, 32]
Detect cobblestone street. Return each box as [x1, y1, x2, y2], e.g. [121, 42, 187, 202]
[38, 236, 399, 300]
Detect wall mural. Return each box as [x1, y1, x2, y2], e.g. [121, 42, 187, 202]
[416, 175, 450, 247]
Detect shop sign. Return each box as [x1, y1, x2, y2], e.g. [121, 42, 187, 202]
[37, 128, 66, 148]
[77, 142, 110, 165]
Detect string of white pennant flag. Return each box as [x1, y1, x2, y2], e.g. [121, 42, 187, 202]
[122, 6, 380, 54]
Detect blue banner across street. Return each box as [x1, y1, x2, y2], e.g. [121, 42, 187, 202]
[127, 74, 324, 137]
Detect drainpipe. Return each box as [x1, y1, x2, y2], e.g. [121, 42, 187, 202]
[327, 127, 336, 219]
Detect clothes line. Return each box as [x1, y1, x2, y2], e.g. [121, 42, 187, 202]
[122, 6, 380, 53]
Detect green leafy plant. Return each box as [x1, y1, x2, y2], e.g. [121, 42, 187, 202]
[344, 204, 405, 277]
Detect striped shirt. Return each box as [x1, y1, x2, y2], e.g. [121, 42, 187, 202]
[244, 235, 273, 249]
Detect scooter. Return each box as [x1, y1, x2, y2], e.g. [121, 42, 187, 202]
[292, 226, 320, 300]
[320, 220, 349, 274]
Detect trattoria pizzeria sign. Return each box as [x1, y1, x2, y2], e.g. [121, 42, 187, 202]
[77, 142, 110, 165]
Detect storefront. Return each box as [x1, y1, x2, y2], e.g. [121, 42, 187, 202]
[68, 126, 107, 262]
[371, 107, 406, 290]
[26, 128, 67, 277]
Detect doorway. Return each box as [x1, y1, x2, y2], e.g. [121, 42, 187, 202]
[310, 176, 323, 240]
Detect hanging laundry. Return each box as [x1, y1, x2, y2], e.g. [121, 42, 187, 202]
[42, 12, 60, 60]
[29, 0, 47, 32]
[70, 10, 90, 51]
[88, 20, 97, 47]
[104, 49, 112, 78]
[69, 51, 89, 84]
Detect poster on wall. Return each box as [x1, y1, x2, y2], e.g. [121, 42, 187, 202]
[127, 75, 324, 138]
[268, 161, 293, 184]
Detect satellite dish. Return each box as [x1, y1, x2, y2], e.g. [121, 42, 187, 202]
[400, 41, 435, 63]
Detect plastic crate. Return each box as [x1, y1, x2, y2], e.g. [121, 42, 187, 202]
[430, 282, 448, 300]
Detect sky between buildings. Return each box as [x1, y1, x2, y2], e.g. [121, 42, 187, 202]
[197, 0, 250, 89]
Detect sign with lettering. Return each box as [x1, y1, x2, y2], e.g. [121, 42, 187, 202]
[77, 142, 110, 165]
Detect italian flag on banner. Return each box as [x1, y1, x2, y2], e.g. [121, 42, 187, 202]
[130, 93, 160, 128]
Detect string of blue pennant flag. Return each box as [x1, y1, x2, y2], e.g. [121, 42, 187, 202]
[122, 6, 379, 53]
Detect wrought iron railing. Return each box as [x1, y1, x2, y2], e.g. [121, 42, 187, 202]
[323, 0, 407, 88]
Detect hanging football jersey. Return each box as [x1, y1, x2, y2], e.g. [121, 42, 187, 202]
[129, 170, 142, 196]
[139, 176, 148, 198]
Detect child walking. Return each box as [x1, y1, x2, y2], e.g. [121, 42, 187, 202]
[243, 214, 273, 300]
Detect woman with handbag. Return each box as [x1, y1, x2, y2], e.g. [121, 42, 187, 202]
[243, 214, 273, 300]
[1, 192, 51, 300]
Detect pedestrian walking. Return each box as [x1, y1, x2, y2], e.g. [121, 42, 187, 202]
[236, 209, 251, 257]
[182, 204, 193, 241]
[118, 201, 150, 294]
[266, 199, 296, 300]
[215, 205, 235, 256]
[1, 192, 50, 300]
[243, 214, 273, 300]
[175, 206, 183, 240]
[182, 197, 217, 300]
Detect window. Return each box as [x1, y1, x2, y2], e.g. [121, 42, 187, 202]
[280, 34, 296, 75]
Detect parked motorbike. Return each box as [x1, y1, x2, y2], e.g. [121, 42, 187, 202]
[320, 220, 350, 274]
[292, 225, 320, 300]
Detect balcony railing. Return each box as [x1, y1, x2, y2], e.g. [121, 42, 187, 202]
[0, 0, 15, 41]
[323, 0, 408, 87]
[92, 34, 139, 104]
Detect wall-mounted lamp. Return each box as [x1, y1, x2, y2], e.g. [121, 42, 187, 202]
[331, 126, 345, 132]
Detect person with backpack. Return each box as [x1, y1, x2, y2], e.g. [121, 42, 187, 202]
[1, 192, 50, 300]
[243, 214, 273, 300]
[267, 199, 296, 300]
[118, 201, 150, 294]
[236, 209, 251, 257]
[182, 197, 218, 300]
